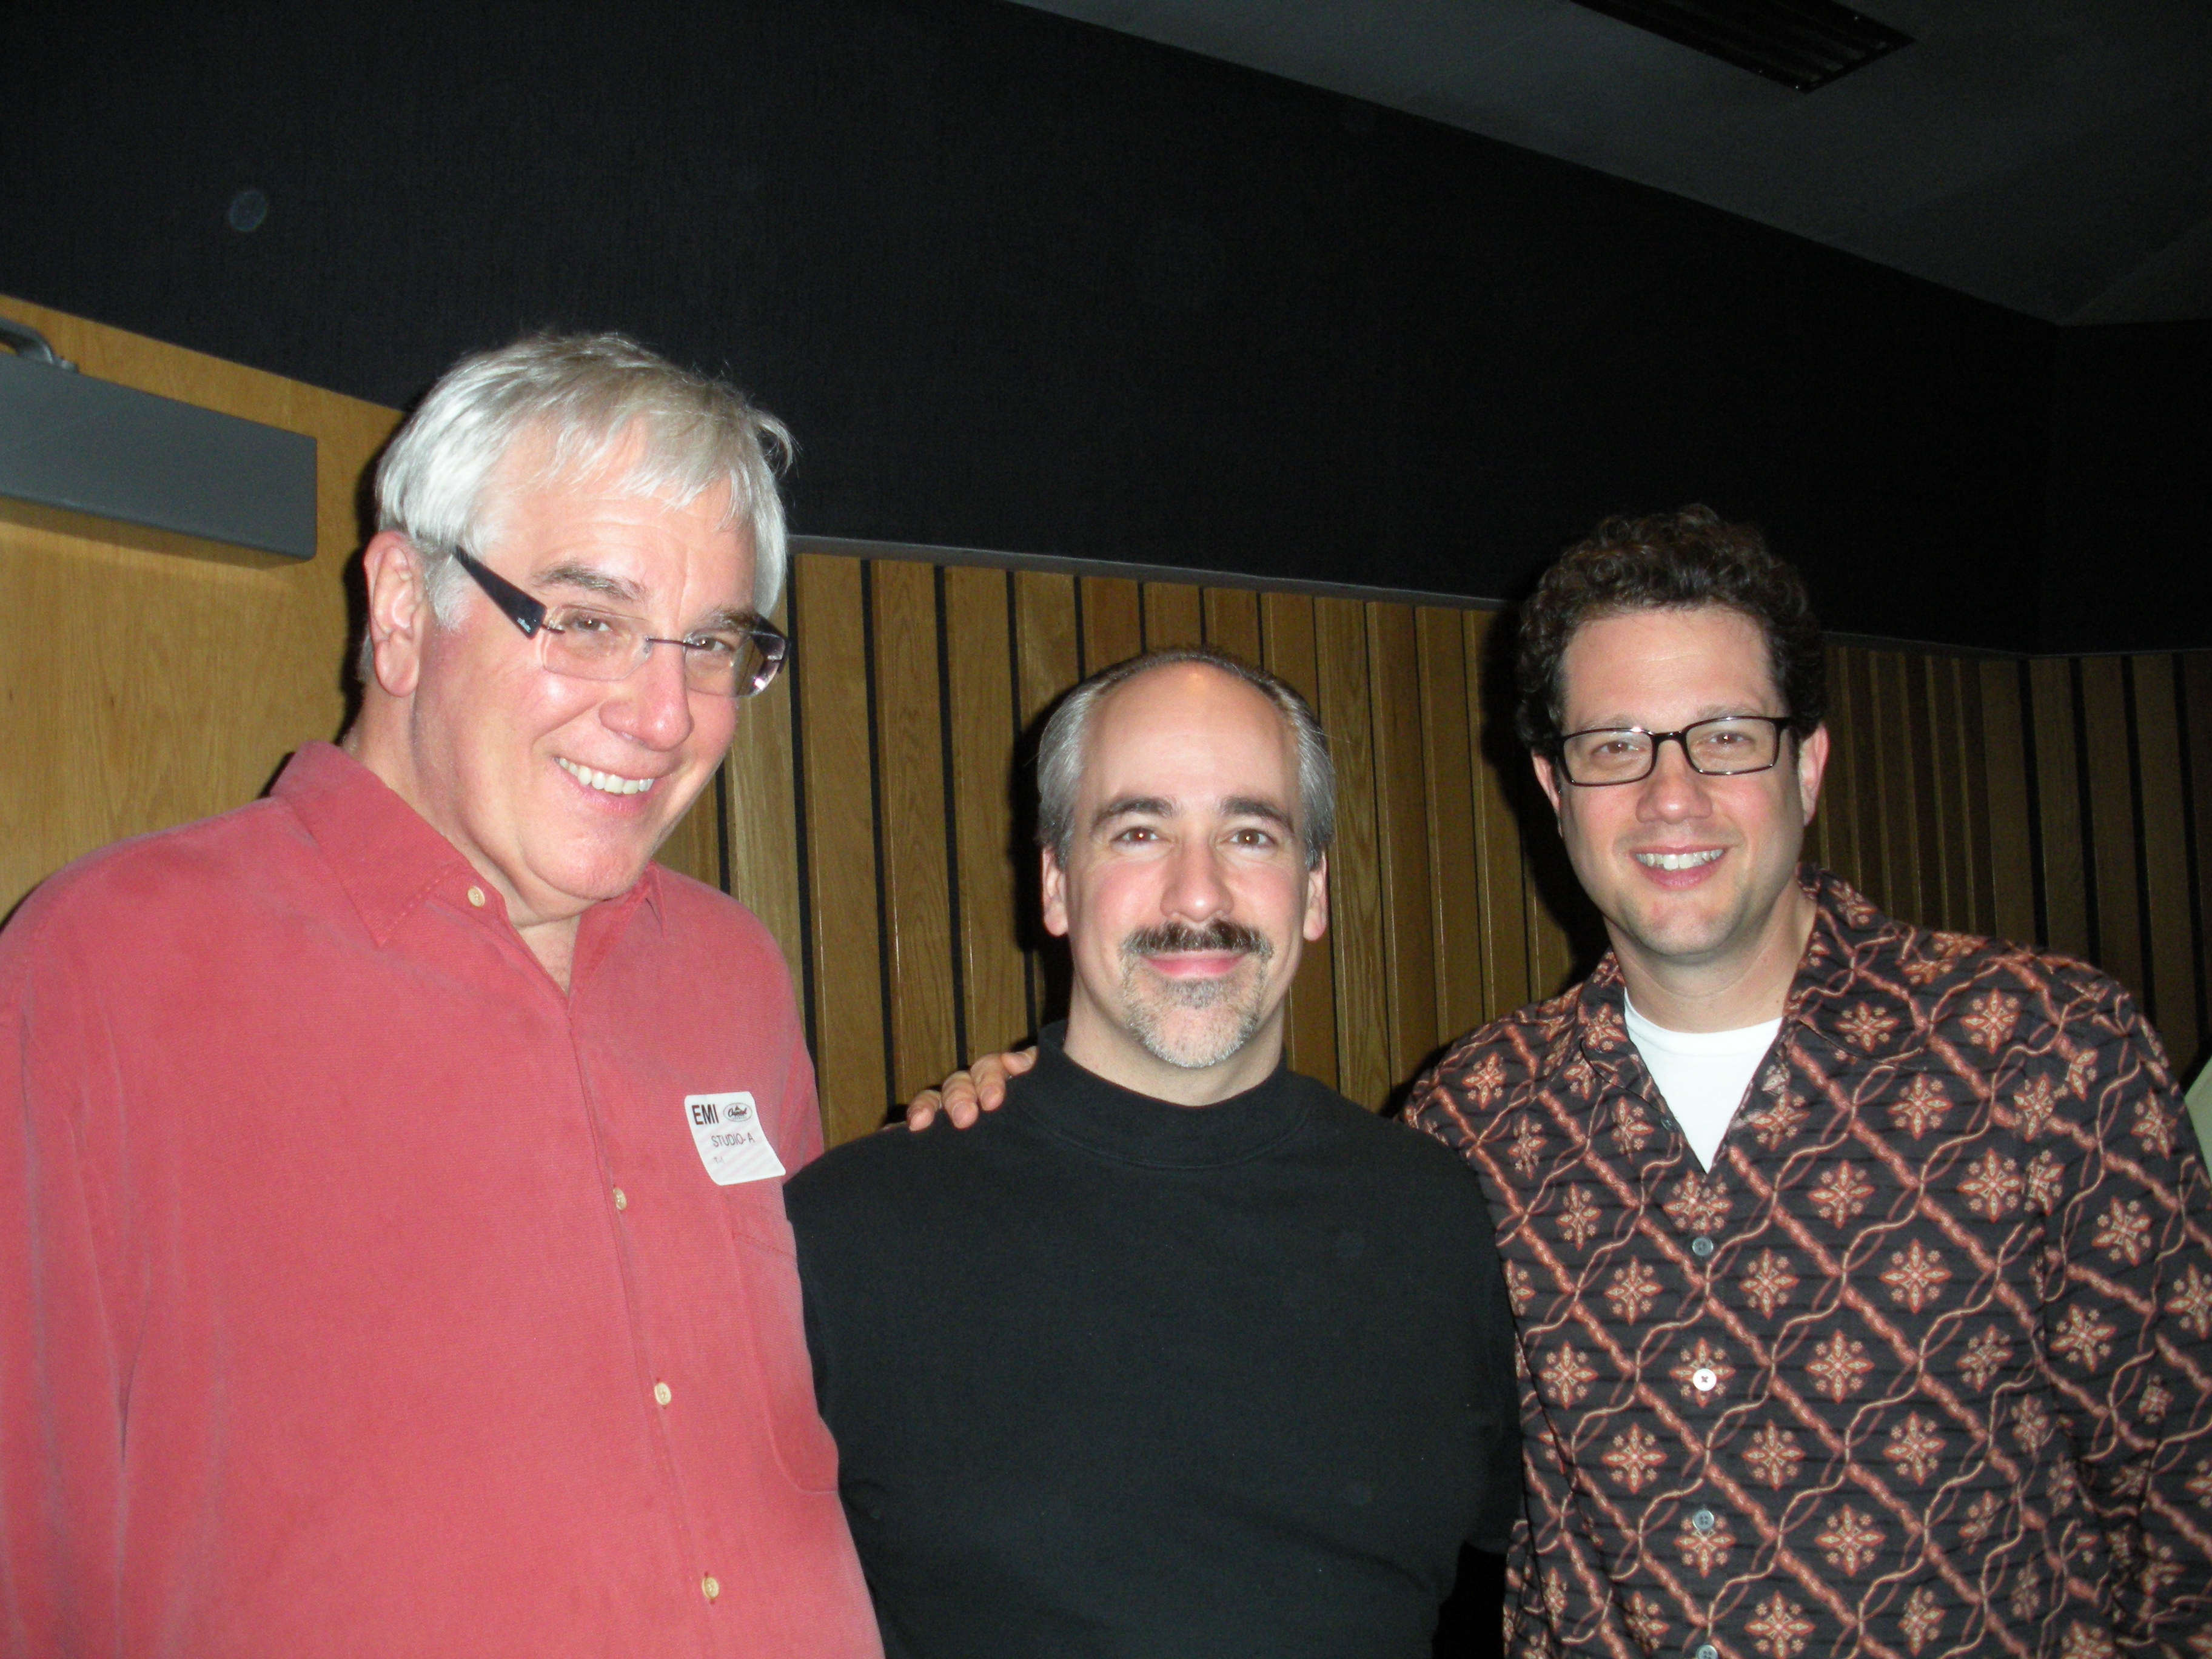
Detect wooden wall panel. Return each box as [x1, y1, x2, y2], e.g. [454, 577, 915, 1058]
[1263, 592, 1338, 1090]
[792, 554, 888, 1142]
[1202, 588, 1262, 662]
[1368, 603, 1439, 1085]
[2079, 656, 2144, 999]
[1142, 581, 1204, 649]
[1980, 660, 2037, 947]
[1013, 571, 1080, 1040]
[1417, 608, 1488, 1042]
[1314, 598, 1391, 1108]
[1952, 661, 1996, 936]
[1081, 575, 1142, 672]
[871, 561, 958, 1104]
[2133, 655, 2196, 1067]
[944, 566, 1030, 1061]
[2028, 657, 2091, 960]
[0, 294, 401, 917]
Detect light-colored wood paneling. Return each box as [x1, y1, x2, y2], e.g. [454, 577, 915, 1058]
[1080, 575, 1142, 672]
[792, 553, 888, 1142]
[944, 566, 1031, 1059]
[723, 586, 805, 988]
[871, 560, 958, 1105]
[1202, 588, 1262, 662]
[1417, 607, 1487, 1042]
[1314, 598, 1389, 1108]
[1141, 581, 1204, 649]
[1369, 603, 1439, 1083]
[1262, 591, 1338, 1090]
[1014, 571, 1081, 1040]
[0, 294, 402, 916]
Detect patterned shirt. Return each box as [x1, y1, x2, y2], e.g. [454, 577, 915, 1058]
[1407, 868, 2212, 1659]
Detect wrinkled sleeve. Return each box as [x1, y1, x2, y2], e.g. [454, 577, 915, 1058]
[2036, 976, 2212, 1649]
[1, 911, 127, 1657]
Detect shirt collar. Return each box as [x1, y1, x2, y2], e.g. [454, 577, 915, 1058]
[1570, 865, 1913, 1072]
[274, 742, 664, 949]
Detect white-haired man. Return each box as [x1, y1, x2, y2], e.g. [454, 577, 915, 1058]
[1, 335, 880, 1656]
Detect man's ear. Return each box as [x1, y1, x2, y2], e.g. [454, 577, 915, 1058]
[1041, 848, 1070, 939]
[1795, 723, 1831, 823]
[1533, 750, 1564, 816]
[360, 530, 431, 699]
[1302, 851, 1329, 942]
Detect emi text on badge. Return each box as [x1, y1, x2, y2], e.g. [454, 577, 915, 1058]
[684, 1091, 786, 1185]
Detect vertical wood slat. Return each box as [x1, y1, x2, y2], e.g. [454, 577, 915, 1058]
[1203, 588, 1262, 663]
[1817, 646, 1860, 896]
[1417, 607, 1487, 1044]
[2029, 657, 2090, 961]
[872, 560, 958, 1108]
[1979, 660, 2037, 947]
[2186, 654, 2212, 1064]
[2132, 655, 2197, 1071]
[2079, 656, 2145, 1000]
[1952, 660, 1996, 936]
[792, 553, 888, 1144]
[1467, 610, 1531, 1024]
[1367, 603, 1439, 1085]
[1922, 657, 1969, 932]
[1873, 652, 1924, 925]
[1014, 572, 1081, 1030]
[1081, 575, 1142, 672]
[723, 586, 805, 988]
[1262, 593, 1338, 1088]
[1846, 647, 1890, 912]
[944, 566, 1031, 1059]
[1314, 598, 1390, 1108]
[655, 766, 723, 891]
[1142, 581, 1204, 649]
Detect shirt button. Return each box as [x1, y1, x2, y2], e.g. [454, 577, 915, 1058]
[1692, 1367, 1718, 1392]
[1691, 1235, 1716, 1258]
[654, 1381, 672, 1407]
[1692, 1507, 1717, 1532]
[612, 1187, 628, 1211]
[701, 1574, 720, 1602]
[1697, 1646, 1718, 1659]
[466, 885, 486, 907]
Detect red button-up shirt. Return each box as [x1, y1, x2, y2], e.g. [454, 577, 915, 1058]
[1, 743, 880, 1658]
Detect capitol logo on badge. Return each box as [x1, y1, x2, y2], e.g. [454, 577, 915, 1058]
[683, 1091, 786, 1185]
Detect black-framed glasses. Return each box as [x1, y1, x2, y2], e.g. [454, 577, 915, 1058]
[451, 544, 789, 697]
[1555, 716, 1795, 787]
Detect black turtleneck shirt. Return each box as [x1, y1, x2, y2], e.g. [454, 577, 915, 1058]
[783, 1027, 1521, 1659]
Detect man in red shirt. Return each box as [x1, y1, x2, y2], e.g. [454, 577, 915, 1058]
[1, 334, 880, 1657]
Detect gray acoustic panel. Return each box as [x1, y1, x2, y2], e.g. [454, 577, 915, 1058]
[0, 352, 316, 561]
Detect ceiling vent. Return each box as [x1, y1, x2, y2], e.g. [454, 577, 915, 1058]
[1567, 0, 1912, 92]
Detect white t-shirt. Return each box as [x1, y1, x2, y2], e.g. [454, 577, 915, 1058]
[1623, 996, 1781, 1171]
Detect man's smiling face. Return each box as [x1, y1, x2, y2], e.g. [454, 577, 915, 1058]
[1535, 606, 1826, 991]
[396, 445, 748, 930]
[1042, 662, 1327, 1102]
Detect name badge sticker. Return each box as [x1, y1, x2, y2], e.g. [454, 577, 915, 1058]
[684, 1091, 786, 1185]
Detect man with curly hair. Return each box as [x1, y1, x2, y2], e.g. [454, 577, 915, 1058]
[1402, 506, 2212, 1657]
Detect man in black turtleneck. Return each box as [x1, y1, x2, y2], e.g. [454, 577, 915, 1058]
[784, 648, 1521, 1659]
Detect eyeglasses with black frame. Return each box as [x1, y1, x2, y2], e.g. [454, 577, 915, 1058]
[449, 543, 789, 697]
[1554, 716, 1795, 787]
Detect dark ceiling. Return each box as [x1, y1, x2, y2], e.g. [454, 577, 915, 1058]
[1007, 0, 2212, 324]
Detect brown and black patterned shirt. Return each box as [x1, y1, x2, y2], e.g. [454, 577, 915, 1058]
[1407, 869, 2212, 1659]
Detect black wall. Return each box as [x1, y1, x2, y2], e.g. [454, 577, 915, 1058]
[1, 0, 2176, 652]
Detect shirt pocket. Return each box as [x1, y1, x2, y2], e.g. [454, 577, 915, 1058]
[723, 1184, 842, 1492]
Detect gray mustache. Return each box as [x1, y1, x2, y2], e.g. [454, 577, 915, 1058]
[1122, 919, 1271, 959]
